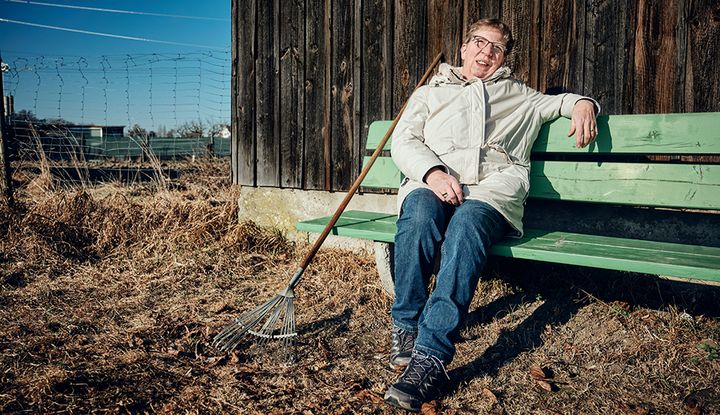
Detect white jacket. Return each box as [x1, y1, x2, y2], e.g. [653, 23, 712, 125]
[391, 63, 598, 236]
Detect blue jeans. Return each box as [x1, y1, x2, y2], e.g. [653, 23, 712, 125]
[392, 188, 510, 364]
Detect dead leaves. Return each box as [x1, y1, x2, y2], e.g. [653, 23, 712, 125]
[683, 393, 703, 415]
[354, 389, 384, 405]
[529, 364, 557, 392]
[481, 387, 499, 404]
[619, 403, 650, 415]
[420, 400, 441, 415]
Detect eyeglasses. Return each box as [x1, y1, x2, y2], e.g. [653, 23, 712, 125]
[468, 35, 507, 55]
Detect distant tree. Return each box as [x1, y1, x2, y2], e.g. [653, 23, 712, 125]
[176, 120, 204, 138]
[13, 109, 40, 122]
[44, 117, 70, 126]
[208, 122, 227, 138]
[128, 124, 148, 139]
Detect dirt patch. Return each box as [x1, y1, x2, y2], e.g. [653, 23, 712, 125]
[1, 159, 719, 414]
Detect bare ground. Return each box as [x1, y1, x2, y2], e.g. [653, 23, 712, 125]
[1, 159, 719, 414]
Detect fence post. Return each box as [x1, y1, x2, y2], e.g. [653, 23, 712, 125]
[0, 55, 14, 207]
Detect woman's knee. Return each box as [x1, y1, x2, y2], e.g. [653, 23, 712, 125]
[445, 201, 507, 244]
[399, 189, 446, 226]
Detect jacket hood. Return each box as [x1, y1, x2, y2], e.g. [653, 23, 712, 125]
[429, 63, 512, 86]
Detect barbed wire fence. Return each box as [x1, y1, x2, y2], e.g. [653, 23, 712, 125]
[0, 51, 231, 189]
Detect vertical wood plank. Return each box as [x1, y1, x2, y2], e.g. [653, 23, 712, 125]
[362, 0, 392, 157]
[529, 0, 541, 89]
[231, 0, 238, 184]
[256, 0, 279, 186]
[353, 0, 362, 180]
[428, 0, 464, 66]
[479, 0, 504, 19]
[324, 0, 332, 190]
[235, 0, 256, 185]
[687, 0, 720, 112]
[394, 0, 427, 113]
[331, 0, 356, 191]
[539, 0, 574, 94]
[463, 0, 481, 31]
[632, 0, 682, 114]
[566, 0, 585, 95]
[502, 0, 536, 84]
[584, 0, 636, 114]
[280, 0, 304, 188]
[304, 0, 329, 190]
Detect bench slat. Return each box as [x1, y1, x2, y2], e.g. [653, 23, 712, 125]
[494, 231, 720, 282]
[536, 113, 720, 154]
[530, 161, 720, 209]
[296, 213, 397, 242]
[360, 156, 402, 188]
[365, 121, 394, 151]
[296, 211, 720, 282]
[366, 113, 720, 154]
[360, 158, 720, 210]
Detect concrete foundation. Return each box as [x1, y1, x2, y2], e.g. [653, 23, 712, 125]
[237, 187, 397, 251]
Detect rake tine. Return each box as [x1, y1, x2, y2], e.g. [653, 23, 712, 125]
[282, 299, 295, 348]
[212, 294, 283, 351]
[255, 297, 286, 344]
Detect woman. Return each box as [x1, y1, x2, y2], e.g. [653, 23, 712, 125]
[384, 18, 599, 412]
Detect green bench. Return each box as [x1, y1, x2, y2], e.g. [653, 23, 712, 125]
[297, 113, 720, 293]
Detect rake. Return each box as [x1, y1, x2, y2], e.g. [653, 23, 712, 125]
[212, 52, 444, 353]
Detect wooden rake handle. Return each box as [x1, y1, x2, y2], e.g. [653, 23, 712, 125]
[298, 52, 444, 271]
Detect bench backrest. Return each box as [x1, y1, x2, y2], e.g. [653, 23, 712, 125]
[361, 113, 720, 210]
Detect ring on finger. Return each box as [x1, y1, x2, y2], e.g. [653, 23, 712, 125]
[441, 192, 448, 198]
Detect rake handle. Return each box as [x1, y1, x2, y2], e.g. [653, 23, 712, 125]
[297, 52, 444, 276]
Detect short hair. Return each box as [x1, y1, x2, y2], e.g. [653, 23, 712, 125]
[463, 18, 514, 54]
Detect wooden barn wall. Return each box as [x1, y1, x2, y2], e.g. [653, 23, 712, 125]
[231, 0, 720, 190]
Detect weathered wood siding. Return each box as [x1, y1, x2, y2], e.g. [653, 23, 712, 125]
[232, 0, 720, 190]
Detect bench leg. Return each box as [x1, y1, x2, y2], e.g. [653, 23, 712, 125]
[374, 242, 395, 298]
[373, 242, 443, 298]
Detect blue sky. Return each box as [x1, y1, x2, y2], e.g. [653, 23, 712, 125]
[0, 0, 231, 131]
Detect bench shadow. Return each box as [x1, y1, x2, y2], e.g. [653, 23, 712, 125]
[445, 258, 720, 389]
[449, 285, 582, 386]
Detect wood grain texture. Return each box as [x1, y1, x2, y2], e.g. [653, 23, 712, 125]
[686, 0, 720, 112]
[256, 0, 279, 186]
[393, 0, 427, 113]
[584, 0, 636, 114]
[232, 0, 720, 189]
[361, 0, 393, 161]
[303, 0, 328, 190]
[633, 0, 686, 114]
[539, 0, 574, 94]
[428, 0, 464, 66]
[280, 0, 304, 188]
[331, 0, 357, 190]
[234, 0, 256, 185]
[502, 0, 538, 84]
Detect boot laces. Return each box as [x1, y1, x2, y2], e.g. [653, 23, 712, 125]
[392, 327, 416, 352]
[401, 351, 449, 387]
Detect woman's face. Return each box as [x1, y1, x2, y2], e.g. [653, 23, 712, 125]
[460, 27, 507, 80]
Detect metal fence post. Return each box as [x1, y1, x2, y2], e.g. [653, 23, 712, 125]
[0, 55, 14, 207]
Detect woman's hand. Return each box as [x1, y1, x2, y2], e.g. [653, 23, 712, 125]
[568, 99, 598, 148]
[424, 167, 464, 205]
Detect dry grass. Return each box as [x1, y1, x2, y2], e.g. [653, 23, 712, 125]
[1, 159, 719, 414]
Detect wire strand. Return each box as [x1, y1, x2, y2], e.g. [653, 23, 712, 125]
[0, 18, 228, 50]
[5, 0, 230, 22]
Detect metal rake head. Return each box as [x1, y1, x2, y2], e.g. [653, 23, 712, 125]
[212, 287, 297, 353]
